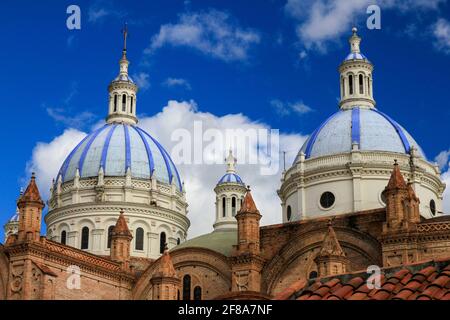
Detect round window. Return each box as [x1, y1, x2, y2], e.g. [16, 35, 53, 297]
[380, 192, 387, 205]
[320, 192, 335, 209]
[430, 200, 436, 216]
[309, 271, 318, 279]
[287, 205, 292, 221]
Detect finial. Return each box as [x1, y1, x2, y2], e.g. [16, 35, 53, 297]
[394, 159, 398, 165]
[327, 216, 336, 227]
[349, 26, 361, 53]
[352, 26, 358, 35]
[122, 22, 128, 54]
[20, 187, 24, 196]
[225, 149, 237, 173]
[246, 185, 251, 192]
[31, 172, 36, 179]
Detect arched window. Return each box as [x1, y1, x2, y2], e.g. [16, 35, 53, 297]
[349, 75, 354, 95]
[367, 77, 370, 96]
[341, 77, 345, 97]
[359, 74, 364, 94]
[368, 76, 372, 95]
[287, 205, 292, 221]
[122, 94, 126, 112]
[222, 197, 226, 217]
[309, 271, 318, 279]
[183, 275, 191, 300]
[81, 227, 89, 249]
[177, 238, 181, 245]
[61, 230, 67, 245]
[430, 200, 436, 216]
[130, 97, 134, 114]
[113, 95, 118, 112]
[160, 232, 166, 254]
[135, 227, 144, 250]
[231, 197, 236, 216]
[107, 225, 114, 249]
[194, 286, 202, 300]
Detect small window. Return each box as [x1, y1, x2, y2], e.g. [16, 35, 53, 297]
[183, 275, 191, 300]
[359, 74, 364, 94]
[222, 198, 226, 217]
[287, 205, 292, 221]
[349, 75, 354, 95]
[194, 286, 202, 300]
[341, 77, 345, 97]
[61, 230, 67, 245]
[107, 225, 114, 249]
[231, 197, 236, 216]
[81, 227, 89, 249]
[113, 95, 118, 112]
[160, 232, 166, 254]
[309, 271, 318, 279]
[135, 227, 144, 250]
[320, 192, 335, 209]
[130, 97, 134, 114]
[122, 94, 126, 112]
[430, 200, 436, 216]
[177, 238, 181, 245]
[380, 192, 387, 206]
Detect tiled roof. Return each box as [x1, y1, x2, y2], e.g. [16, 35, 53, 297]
[275, 258, 450, 300]
[112, 211, 132, 237]
[239, 190, 259, 214]
[18, 174, 43, 205]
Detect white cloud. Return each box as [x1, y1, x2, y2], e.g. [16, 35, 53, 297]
[270, 99, 313, 117]
[163, 77, 192, 90]
[133, 72, 151, 90]
[435, 149, 450, 171]
[27, 100, 307, 238]
[433, 18, 450, 54]
[26, 129, 87, 197]
[88, 1, 125, 23]
[285, 0, 445, 51]
[146, 9, 261, 62]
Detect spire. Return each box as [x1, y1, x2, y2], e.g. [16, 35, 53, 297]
[339, 27, 375, 110]
[386, 160, 407, 190]
[239, 187, 259, 215]
[225, 149, 237, 173]
[155, 245, 177, 278]
[317, 221, 346, 258]
[112, 210, 132, 237]
[18, 172, 44, 206]
[106, 24, 138, 125]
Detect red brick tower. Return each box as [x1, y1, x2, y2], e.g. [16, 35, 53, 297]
[110, 210, 133, 270]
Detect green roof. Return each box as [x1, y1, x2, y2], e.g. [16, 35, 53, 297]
[173, 229, 237, 256]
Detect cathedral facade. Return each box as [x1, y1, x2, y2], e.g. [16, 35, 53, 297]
[1, 28, 450, 300]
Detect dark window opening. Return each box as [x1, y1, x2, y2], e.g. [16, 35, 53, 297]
[183, 275, 191, 300]
[107, 225, 114, 249]
[309, 271, 318, 279]
[231, 197, 236, 216]
[287, 205, 292, 221]
[177, 238, 181, 245]
[430, 200, 436, 216]
[194, 286, 202, 300]
[81, 227, 89, 249]
[130, 97, 134, 114]
[320, 192, 335, 209]
[113, 95, 118, 112]
[135, 227, 144, 250]
[61, 230, 67, 245]
[222, 198, 226, 217]
[349, 75, 354, 95]
[359, 74, 364, 94]
[160, 232, 166, 254]
[122, 94, 126, 112]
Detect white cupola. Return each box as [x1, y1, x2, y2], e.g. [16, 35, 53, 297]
[213, 150, 247, 231]
[339, 27, 375, 110]
[106, 24, 139, 125]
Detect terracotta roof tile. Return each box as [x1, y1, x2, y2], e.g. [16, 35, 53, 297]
[238, 189, 259, 214]
[280, 258, 450, 300]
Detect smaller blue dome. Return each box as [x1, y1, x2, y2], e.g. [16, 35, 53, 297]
[344, 52, 367, 61]
[218, 173, 244, 185]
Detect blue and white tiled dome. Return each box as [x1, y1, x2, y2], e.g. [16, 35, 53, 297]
[56, 123, 182, 191]
[218, 173, 244, 185]
[344, 52, 367, 61]
[298, 107, 425, 160]
[8, 211, 19, 223]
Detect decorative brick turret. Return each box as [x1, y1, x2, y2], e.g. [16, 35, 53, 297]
[230, 187, 264, 293]
[150, 245, 180, 300]
[314, 220, 349, 277]
[16, 173, 45, 242]
[110, 210, 133, 270]
[382, 160, 420, 231]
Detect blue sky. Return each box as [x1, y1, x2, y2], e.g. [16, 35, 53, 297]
[1, 0, 450, 239]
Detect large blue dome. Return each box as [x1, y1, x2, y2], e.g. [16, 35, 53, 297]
[298, 107, 425, 160]
[56, 123, 182, 191]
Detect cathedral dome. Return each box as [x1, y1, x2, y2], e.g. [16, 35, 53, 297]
[217, 173, 244, 185]
[298, 107, 425, 160]
[56, 123, 182, 191]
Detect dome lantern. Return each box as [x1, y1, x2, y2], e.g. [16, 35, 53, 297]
[106, 24, 139, 125]
[339, 27, 375, 110]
